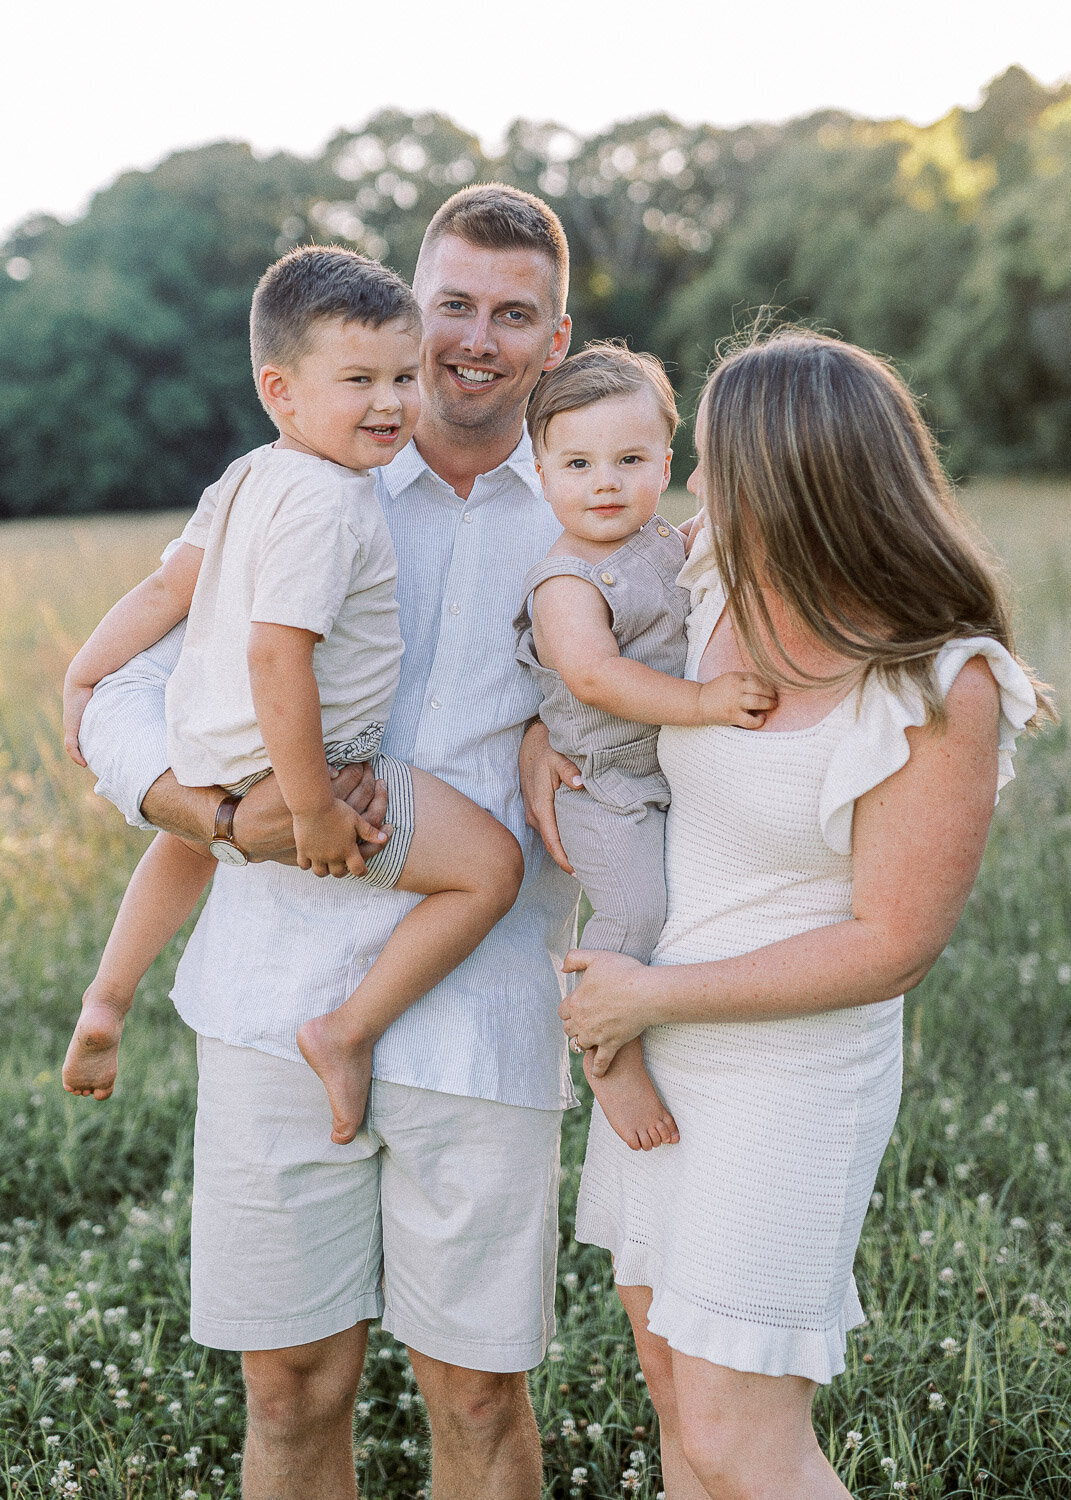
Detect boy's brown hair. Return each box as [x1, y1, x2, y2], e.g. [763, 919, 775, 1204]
[526, 341, 679, 453]
[417, 183, 569, 320]
[250, 245, 420, 398]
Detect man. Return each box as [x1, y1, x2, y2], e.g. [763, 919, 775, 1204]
[79, 184, 583, 1500]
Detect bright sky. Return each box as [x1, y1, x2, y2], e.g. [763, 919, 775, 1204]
[3, 0, 1069, 244]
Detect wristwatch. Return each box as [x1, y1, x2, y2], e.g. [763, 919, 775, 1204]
[208, 793, 249, 866]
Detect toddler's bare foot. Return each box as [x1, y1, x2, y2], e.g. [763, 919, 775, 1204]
[584, 1039, 679, 1152]
[62, 984, 130, 1100]
[297, 1012, 374, 1145]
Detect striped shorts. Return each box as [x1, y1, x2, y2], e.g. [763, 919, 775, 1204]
[223, 741, 415, 890]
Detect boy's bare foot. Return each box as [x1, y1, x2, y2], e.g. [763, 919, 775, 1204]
[296, 1012, 374, 1145]
[62, 985, 130, 1100]
[584, 1039, 679, 1151]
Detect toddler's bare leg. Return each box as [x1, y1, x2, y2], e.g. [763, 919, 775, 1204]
[583, 1039, 679, 1152]
[297, 769, 523, 1144]
[63, 832, 215, 1099]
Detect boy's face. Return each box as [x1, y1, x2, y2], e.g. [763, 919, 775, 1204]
[260, 317, 421, 471]
[535, 387, 673, 546]
[414, 234, 570, 438]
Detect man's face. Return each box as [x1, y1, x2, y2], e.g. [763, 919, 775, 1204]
[414, 235, 570, 437]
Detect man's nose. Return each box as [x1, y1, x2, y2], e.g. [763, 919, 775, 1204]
[459, 314, 497, 358]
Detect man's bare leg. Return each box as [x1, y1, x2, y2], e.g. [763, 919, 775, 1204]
[408, 1349, 542, 1500]
[242, 1324, 367, 1500]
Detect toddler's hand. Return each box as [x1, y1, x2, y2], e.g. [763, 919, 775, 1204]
[293, 799, 369, 878]
[62, 679, 94, 767]
[696, 671, 778, 728]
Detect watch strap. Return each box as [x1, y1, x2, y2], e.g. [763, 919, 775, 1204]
[213, 793, 243, 848]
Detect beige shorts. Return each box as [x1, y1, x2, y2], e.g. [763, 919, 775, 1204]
[190, 1036, 563, 1370]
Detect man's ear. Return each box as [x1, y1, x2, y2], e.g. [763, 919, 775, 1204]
[258, 364, 293, 418]
[542, 314, 572, 373]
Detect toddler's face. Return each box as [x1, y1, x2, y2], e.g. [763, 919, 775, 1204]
[535, 387, 673, 546]
[265, 316, 421, 471]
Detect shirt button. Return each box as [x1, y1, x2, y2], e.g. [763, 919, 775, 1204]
[657, 524, 671, 537]
[430, 697, 442, 710]
[449, 602, 461, 616]
[600, 571, 615, 586]
[462, 512, 473, 523]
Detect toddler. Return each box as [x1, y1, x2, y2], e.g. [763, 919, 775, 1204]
[516, 343, 776, 1151]
[61, 245, 523, 1144]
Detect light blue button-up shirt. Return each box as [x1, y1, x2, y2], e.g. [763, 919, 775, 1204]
[80, 432, 580, 1111]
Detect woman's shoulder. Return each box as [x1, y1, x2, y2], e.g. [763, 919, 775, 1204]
[818, 638, 1036, 856]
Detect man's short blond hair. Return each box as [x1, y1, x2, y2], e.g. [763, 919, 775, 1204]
[526, 341, 679, 453]
[417, 184, 569, 320]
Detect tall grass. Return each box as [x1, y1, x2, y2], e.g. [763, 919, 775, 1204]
[0, 489, 1068, 1497]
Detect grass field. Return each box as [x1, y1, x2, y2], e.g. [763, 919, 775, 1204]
[0, 483, 1068, 1498]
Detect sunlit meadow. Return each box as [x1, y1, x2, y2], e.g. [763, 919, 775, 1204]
[0, 485, 1068, 1498]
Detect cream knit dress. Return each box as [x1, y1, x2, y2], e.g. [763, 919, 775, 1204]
[575, 535, 1037, 1383]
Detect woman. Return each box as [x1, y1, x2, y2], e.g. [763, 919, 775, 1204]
[552, 331, 1051, 1498]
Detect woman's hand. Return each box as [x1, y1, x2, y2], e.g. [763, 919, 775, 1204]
[519, 720, 581, 874]
[559, 949, 653, 1077]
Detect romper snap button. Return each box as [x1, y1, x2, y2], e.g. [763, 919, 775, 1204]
[600, 571, 615, 586]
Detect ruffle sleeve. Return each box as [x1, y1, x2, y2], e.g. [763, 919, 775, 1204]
[675, 519, 721, 607]
[819, 637, 1037, 856]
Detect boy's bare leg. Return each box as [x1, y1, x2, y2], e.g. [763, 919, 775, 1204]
[583, 1037, 679, 1152]
[63, 832, 215, 1098]
[297, 769, 524, 1143]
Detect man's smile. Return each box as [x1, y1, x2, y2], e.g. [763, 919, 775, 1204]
[449, 365, 502, 390]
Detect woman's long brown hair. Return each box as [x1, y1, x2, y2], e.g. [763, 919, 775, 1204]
[698, 329, 1055, 725]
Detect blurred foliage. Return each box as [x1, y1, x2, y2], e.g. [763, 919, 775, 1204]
[2, 66, 1071, 517]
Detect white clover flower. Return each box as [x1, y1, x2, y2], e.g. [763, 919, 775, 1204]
[954, 1162, 973, 1181]
[940, 1337, 960, 1355]
[127, 1454, 146, 1471]
[870, 1192, 884, 1210]
[142, 1366, 154, 1377]
[63, 1293, 81, 1310]
[563, 1272, 580, 1290]
[376, 1347, 393, 1361]
[548, 1341, 564, 1362]
[929, 1391, 946, 1410]
[571, 1467, 589, 1485]
[400, 1437, 419, 1457]
[128, 1208, 151, 1228]
[634, 1370, 647, 1383]
[103, 1364, 118, 1379]
[40, 1416, 55, 1428]
[53, 1459, 75, 1478]
[587, 1423, 604, 1441]
[976, 1193, 992, 1210]
[629, 1448, 646, 1465]
[944, 1122, 959, 1139]
[34, 1304, 47, 1316]
[89, 1360, 102, 1371]
[214, 1395, 228, 1406]
[184, 1446, 202, 1465]
[356, 1400, 372, 1417]
[621, 1471, 641, 1492]
[893, 1483, 908, 1494]
[211, 1469, 225, 1481]
[58, 1375, 77, 1391]
[168, 1399, 182, 1414]
[881, 1456, 896, 1470]
[590, 1377, 605, 1391]
[0, 1351, 11, 1365]
[127, 1258, 143, 1272]
[161, 1189, 178, 1204]
[1022, 1086, 1038, 1104]
[397, 1391, 413, 1410]
[181, 1491, 198, 1500]
[0, 1329, 10, 1341]
[938, 1267, 955, 1283]
[844, 1430, 862, 1450]
[91, 1226, 104, 1237]
[32, 1355, 48, 1373]
[46, 1434, 60, 1446]
[918, 1231, 935, 1248]
[561, 1417, 577, 1436]
[1010, 1216, 1029, 1230]
[1033, 1142, 1050, 1165]
[939, 1097, 955, 1114]
[1057, 964, 1071, 985]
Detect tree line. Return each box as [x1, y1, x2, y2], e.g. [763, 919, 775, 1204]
[1, 65, 1069, 518]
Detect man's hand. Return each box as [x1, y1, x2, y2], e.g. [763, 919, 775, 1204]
[519, 720, 581, 875]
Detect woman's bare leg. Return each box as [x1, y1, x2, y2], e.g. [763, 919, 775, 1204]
[63, 832, 215, 1098]
[297, 768, 523, 1143]
[617, 1284, 707, 1500]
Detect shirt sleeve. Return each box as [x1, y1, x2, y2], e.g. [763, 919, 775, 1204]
[78, 623, 185, 830]
[179, 452, 254, 552]
[249, 494, 363, 639]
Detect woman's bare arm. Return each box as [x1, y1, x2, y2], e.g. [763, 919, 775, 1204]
[560, 658, 1001, 1072]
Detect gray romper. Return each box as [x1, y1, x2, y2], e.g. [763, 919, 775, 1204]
[515, 518, 689, 963]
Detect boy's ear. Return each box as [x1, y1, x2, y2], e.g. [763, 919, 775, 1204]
[258, 364, 293, 417]
[661, 448, 673, 492]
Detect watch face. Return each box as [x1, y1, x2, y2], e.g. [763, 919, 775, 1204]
[209, 839, 248, 867]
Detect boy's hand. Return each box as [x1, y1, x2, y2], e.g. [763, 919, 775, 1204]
[293, 798, 377, 878]
[62, 679, 94, 767]
[696, 671, 778, 728]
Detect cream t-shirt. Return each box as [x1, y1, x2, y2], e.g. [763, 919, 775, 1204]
[165, 444, 402, 788]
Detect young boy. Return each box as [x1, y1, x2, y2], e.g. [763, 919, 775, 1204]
[62, 245, 523, 1144]
[516, 343, 776, 1151]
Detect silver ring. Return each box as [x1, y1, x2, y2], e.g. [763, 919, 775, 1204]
[569, 1036, 584, 1055]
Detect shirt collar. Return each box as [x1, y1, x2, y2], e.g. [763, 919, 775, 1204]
[380, 426, 542, 503]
